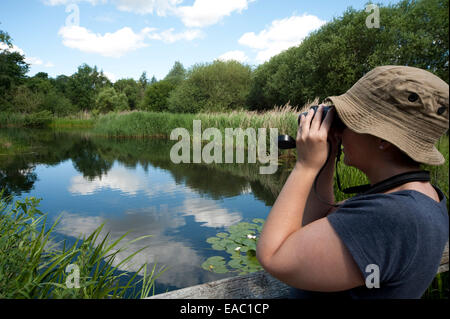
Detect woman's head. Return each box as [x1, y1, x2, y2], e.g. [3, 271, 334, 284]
[325, 65, 449, 166]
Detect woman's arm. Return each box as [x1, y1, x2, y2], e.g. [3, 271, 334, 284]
[256, 106, 364, 292]
[302, 112, 342, 225]
[301, 145, 337, 226]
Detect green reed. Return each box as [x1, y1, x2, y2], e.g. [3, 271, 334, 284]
[0, 191, 166, 299]
[91, 106, 299, 139]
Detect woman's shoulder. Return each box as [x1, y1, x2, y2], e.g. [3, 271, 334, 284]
[344, 184, 445, 205]
[332, 184, 448, 222]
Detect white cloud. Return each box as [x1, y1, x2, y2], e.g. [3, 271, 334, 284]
[26, 56, 44, 66]
[103, 71, 117, 82]
[0, 43, 53, 68]
[58, 25, 151, 57]
[147, 28, 204, 43]
[218, 50, 249, 63]
[239, 14, 326, 63]
[113, 0, 182, 16]
[44, 0, 255, 28]
[68, 165, 183, 197]
[175, 0, 255, 28]
[68, 167, 148, 195]
[57, 24, 202, 57]
[180, 197, 242, 228]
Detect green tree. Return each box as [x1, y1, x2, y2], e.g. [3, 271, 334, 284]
[247, 0, 449, 110]
[95, 87, 128, 113]
[168, 60, 252, 113]
[141, 80, 175, 112]
[15, 73, 75, 115]
[26, 72, 54, 95]
[11, 85, 43, 113]
[138, 71, 148, 90]
[114, 78, 141, 110]
[0, 25, 12, 47]
[164, 61, 186, 86]
[67, 64, 112, 111]
[40, 89, 76, 116]
[54, 75, 71, 96]
[0, 35, 29, 110]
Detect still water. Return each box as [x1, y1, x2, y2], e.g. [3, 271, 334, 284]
[0, 128, 291, 295]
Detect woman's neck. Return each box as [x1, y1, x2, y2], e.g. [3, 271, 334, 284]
[365, 164, 422, 185]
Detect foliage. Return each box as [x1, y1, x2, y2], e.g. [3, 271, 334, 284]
[247, 0, 449, 110]
[67, 64, 111, 111]
[201, 219, 264, 275]
[164, 61, 186, 86]
[423, 272, 449, 299]
[95, 87, 129, 113]
[40, 90, 77, 116]
[21, 110, 53, 127]
[0, 191, 166, 299]
[0, 26, 12, 47]
[138, 71, 148, 90]
[114, 78, 141, 110]
[141, 80, 175, 112]
[0, 50, 29, 110]
[92, 106, 298, 139]
[168, 60, 252, 113]
[11, 74, 76, 116]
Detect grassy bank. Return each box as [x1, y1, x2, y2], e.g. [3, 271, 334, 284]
[91, 107, 299, 139]
[0, 192, 165, 299]
[1, 106, 300, 136]
[0, 111, 95, 129]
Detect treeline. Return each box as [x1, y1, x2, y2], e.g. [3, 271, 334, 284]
[0, 0, 448, 116]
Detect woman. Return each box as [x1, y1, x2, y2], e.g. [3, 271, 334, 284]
[256, 65, 449, 299]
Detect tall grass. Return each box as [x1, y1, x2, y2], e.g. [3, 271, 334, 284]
[0, 111, 53, 128]
[92, 106, 300, 139]
[0, 111, 96, 129]
[0, 191, 166, 299]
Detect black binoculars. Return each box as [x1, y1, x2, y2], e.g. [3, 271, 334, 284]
[278, 105, 345, 149]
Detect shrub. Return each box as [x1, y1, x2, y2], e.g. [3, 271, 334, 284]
[96, 87, 129, 113]
[40, 90, 77, 116]
[11, 85, 43, 113]
[23, 110, 53, 127]
[140, 80, 175, 112]
[167, 60, 252, 113]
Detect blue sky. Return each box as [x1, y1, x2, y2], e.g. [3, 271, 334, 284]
[0, 0, 396, 82]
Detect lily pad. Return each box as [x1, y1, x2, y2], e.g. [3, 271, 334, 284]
[202, 220, 265, 274]
[201, 256, 227, 273]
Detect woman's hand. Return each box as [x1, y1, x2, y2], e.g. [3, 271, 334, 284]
[296, 105, 336, 171]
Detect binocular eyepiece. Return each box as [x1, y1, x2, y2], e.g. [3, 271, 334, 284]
[278, 105, 345, 149]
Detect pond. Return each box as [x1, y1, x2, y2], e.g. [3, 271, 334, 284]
[0, 128, 292, 295]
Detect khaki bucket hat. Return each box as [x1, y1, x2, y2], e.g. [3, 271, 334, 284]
[325, 65, 449, 165]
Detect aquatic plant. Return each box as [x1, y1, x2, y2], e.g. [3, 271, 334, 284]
[201, 219, 264, 275]
[0, 191, 166, 299]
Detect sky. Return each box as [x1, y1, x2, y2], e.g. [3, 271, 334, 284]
[0, 0, 396, 82]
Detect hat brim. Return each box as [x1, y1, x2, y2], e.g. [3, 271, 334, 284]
[326, 93, 445, 166]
